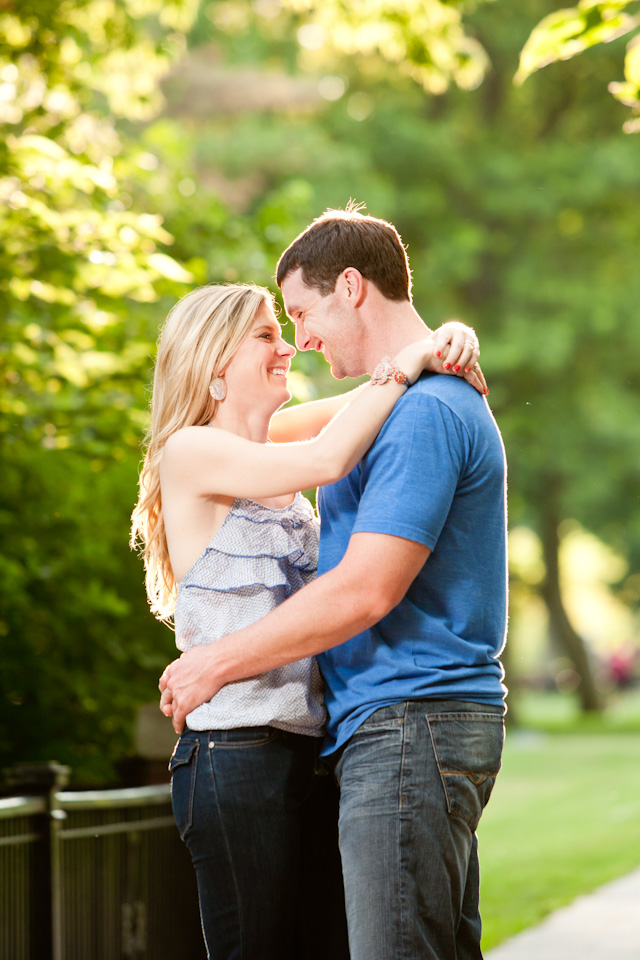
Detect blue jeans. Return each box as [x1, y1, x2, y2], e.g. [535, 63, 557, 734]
[170, 726, 349, 960]
[334, 700, 505, 960]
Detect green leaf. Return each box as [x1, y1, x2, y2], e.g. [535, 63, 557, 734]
[515, 2, 639, 85]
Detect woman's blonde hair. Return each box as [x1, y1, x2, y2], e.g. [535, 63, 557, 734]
[131, 282, 274, 623]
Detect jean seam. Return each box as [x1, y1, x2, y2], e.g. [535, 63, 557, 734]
[359, 717, 404, 730]
[186, 740, 199, 839]
[206, 742, 245, 957]
[426, 717, 452, 820]
[425, 712, 504, 722]
[399, 701, 409, 960]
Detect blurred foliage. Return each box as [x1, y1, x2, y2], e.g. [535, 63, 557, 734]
[274, 0, 494, 95]
[516, 0, 640, 133]
[2, 0, 640, 781]
[0, 0, 201, 782]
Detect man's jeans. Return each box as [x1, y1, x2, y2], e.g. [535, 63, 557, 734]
[170, 726, 349, 960]
[334, 699, 505, 960]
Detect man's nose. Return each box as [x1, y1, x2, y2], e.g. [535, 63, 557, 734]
[294, 322, 311, 352]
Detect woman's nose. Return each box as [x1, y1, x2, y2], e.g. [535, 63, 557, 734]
[278, 338, 296, 359]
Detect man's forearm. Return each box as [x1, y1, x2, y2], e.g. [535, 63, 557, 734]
[159, 562, 379, 731]
[210, 563, 380, 684]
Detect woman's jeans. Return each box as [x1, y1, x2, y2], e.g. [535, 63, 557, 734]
[334, 699, 505, 960]
[170, 726, 349, 960]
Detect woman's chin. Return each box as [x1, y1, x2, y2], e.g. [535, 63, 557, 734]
[274, 380, 291, 402]
[272, 389, 291, 412]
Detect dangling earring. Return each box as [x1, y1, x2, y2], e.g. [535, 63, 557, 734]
[209, 376, 227, 401]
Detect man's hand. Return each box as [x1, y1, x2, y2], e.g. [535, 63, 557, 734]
[159, 645, 226, 734]
[431, 321, 488, 395]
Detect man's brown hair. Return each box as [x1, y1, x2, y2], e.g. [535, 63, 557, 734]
[275, 203, 412, 302]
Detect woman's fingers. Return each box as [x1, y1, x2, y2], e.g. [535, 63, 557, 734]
[463, 362, 489, 395]
[432, 322, 479, 373]
[159, 686, 174, 716]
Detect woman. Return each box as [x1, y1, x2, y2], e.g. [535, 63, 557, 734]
[131, 282, 482, 960]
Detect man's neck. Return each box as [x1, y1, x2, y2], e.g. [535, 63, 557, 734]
[361, 301, 432, 375]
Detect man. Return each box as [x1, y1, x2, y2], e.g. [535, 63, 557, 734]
[161, 206, 507, 960]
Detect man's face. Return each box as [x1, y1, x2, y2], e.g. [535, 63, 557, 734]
[280, 267, 365, 379]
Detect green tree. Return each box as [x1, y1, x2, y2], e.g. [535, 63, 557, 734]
[516, 0, 640, 133]
[0, 0, 202, 781]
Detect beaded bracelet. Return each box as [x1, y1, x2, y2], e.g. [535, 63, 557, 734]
[370, 355, 410, 387]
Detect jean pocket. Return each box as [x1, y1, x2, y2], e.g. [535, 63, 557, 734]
[169, 738, 199, 840]
[426, 712, 504, 831]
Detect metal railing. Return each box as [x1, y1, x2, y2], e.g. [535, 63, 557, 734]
[0, 763, 205, 960]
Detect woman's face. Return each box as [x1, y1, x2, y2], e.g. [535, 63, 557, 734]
[222, 304, 296, 410]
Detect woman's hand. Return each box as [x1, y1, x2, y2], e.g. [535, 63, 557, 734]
[393, 322, 488, 396]
[431, 321, 488, 394]
[159, 646, 226, 734]
[432, 321, 479, 372]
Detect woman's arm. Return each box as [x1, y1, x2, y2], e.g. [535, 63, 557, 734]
[268, 319, 484, 444]
[268, 385, 366, 444]
[161, 338, 459, 502]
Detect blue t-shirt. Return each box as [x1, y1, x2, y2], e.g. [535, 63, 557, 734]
[317, 372, 508, 755]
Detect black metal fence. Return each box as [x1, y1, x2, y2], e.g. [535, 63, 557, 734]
[0, 763, 206, 960]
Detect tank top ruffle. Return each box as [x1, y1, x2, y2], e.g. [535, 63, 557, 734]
[174, 492, 325, 736]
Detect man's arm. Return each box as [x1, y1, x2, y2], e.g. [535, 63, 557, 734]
[159, 532, 430, 733]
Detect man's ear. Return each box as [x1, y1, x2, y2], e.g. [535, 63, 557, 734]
[340, 267, 366, 307]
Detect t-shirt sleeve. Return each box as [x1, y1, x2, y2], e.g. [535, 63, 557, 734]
[352, 389, 469, 550]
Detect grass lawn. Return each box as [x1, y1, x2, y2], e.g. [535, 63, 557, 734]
[478, 691, 640, 950]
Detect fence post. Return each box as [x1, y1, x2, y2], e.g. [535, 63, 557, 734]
[4, 762, 70, 960]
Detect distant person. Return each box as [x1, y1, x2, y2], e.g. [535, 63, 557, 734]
[132, 279, 484, 960]
[159, 207, 507, 960]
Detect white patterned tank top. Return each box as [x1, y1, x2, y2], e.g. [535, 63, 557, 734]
[174, 492, 325, 737]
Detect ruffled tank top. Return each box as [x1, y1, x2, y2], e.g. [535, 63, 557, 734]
[174, 492, 325, 737]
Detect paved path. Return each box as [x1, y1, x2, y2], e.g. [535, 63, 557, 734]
[485, 866, 640, 959]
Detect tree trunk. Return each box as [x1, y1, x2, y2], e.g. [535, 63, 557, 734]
[539, 497, 601, 713]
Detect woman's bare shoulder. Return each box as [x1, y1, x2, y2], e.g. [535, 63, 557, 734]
[163, 425, 220, 458]
[161, 427, 241, 488]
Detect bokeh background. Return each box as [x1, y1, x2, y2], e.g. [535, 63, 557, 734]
[2, 0, 640, 947]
